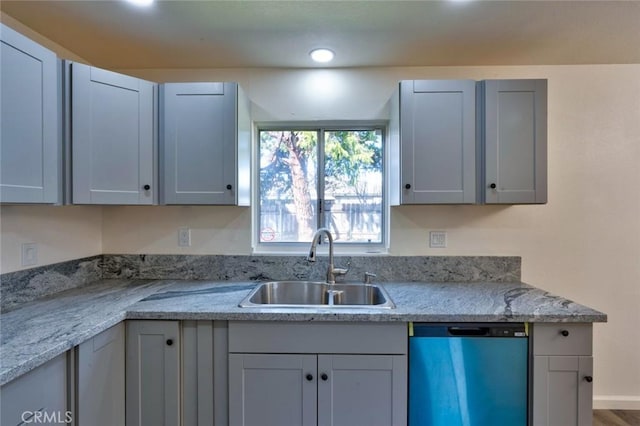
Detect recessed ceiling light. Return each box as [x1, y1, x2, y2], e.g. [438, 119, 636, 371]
[310, 48, 335, 63]
[125, 0, 154, 7]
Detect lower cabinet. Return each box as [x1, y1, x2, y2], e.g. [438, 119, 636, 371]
[229, 353, 405, 426]
[77, 322, 125, 426]
[126, 320, 181, 426]
[531, 323, 594, 426]
[318, 354, 406, 426]
[228, 321, 408, 426]
[229, 353, 318, 425]
[2, 319, 598, 426]
[0, 353, 68, 426]
[125, 319, 229, 426]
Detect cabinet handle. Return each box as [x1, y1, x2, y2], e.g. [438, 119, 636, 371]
[584, 376, 593, 383]
[321, 373, 328, 381]
[143, 184, 151, 191]
[489, 183, 497, 189]
[226, 184, 232, 190]
[166, 339, 173, 346]
[405, 184, 411, 190]
[306, 374, 313, 381]
[560, 330, 570, 337]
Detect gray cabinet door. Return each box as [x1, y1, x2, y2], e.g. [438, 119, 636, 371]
[77, 323, 125, 426]
[317, 354, 407, 426]
[160, 82, 237, 205]
[532, 355, 593, 426]
[483, 79, 547, 204]
[126, 320, 180, 426]
[229, 353, 317, 426]
[400, 80, 477, 204]
[0, 353, 67, 426]
[71, 63, 155, 204]
[1, 24, 59, 203]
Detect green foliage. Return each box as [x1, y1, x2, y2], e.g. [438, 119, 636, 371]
[260, 130, 317, 200]
[324, 130, 382, 191]
[259, 128, 382, 200]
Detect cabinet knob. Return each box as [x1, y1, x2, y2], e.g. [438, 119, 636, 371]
[584, 376, 593, 383]
[226, 184, 232, 190]
[489, 183, 497, 189]
[143, 184, 151, 191]
[306, 374, 313, 381]
[405, 183, 411, 190]
[560, 330, 570, 337]
[321, 373, 328, 381]
[166, 339, 173, 346]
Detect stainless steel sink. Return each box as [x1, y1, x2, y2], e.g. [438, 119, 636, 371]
[238, 281, 395, 309]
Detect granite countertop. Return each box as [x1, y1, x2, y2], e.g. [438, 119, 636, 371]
[0, 279, 606, 386]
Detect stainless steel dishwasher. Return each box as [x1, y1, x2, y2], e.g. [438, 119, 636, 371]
[409, 323, 528, 426]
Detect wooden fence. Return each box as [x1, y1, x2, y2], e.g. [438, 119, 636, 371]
[259, 197, 382, 242]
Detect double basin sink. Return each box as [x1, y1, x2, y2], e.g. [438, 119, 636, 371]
[239, 281, 395, 309]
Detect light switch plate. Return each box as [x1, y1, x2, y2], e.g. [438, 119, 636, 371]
[429, 231, 447, 248]
[21, 243, 38, 266]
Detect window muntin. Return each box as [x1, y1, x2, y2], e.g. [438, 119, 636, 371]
[258, 126, 384, 246]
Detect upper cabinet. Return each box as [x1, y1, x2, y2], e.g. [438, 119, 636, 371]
[392, 78, 547, 205]
[160, 82, 250, 205]
[1, 24, 60, 204]
[399, 80, 477, 204]
[482, 79, 547, 204]
[69, 62, 156, 205]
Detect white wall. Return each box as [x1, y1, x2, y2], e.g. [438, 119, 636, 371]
[0, 16, 637, 405]
[0, 206, 103, 273]
[101, 206, 251, 255]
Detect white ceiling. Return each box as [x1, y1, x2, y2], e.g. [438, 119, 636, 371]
[2, 0, 640, 69]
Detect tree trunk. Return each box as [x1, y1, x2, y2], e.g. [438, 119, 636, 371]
[281, 132, 315, 240]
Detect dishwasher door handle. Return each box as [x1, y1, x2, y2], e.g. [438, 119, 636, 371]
[447, 326, 490, 336]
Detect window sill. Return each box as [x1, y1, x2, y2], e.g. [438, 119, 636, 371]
[252, 243, 388, 256]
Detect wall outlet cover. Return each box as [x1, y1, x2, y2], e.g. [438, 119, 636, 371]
[429, 231, 447, 248]
[21, 242, 38, 266]
[178, 228, 191, 247]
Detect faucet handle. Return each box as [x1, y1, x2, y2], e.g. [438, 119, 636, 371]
[333, 266, 349, 277]
[332, 260, 350, 280]
[363, 272, 377, 284]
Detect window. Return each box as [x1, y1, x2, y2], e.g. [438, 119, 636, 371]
[256, 125, 385, 251]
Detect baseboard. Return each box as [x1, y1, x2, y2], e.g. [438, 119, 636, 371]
[593, 395, 640, 410]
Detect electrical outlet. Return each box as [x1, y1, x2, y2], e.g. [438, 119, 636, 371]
[21, 243, 38, 266]
[178, 228, 191, 247]
[429, 231, 447, 248]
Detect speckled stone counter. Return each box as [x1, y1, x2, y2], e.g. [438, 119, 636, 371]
[0, 279, 606, 386]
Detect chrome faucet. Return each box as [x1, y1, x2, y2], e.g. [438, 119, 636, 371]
[307, 228, 349, 284]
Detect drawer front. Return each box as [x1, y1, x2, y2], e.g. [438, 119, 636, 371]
[533, 323, 592, 356]
[228, 321, 407, 355]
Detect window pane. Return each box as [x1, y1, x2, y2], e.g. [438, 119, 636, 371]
[259, 130, 318, 242]
[323, 130, 383, 243]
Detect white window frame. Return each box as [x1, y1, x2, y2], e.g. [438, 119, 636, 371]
[252, 121, 390, 255]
